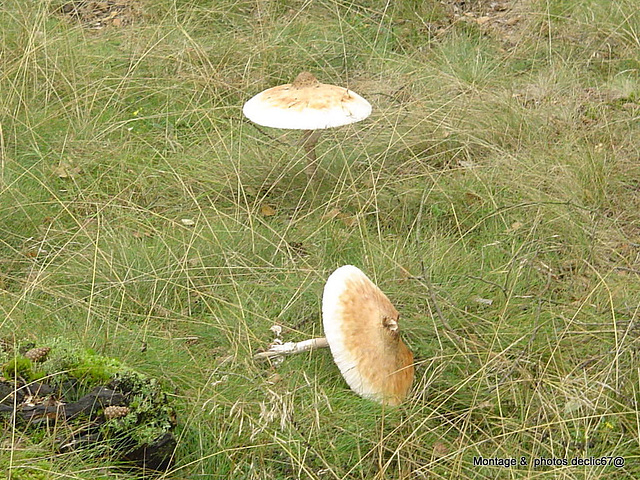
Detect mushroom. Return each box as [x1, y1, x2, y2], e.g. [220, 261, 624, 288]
[322, 265, 414, 406]
[254, 265, 414, 406]
[243, 72, 372, 178]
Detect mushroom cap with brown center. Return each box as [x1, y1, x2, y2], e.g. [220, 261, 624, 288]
[243, 72, 372, 130]
[322, 265, 414, 406]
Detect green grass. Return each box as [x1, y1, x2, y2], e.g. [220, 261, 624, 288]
[1, 0, 639, 478]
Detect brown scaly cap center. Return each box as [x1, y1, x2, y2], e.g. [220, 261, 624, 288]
[291, 71, 320, 89]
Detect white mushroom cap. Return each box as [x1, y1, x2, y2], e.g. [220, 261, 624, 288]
[243, 72, 372, 130]
[322, 265, 414, 406]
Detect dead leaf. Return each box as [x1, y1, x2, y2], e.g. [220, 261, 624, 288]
[504, 16, 521, 26]
[398, 266, 412, 281]
[322, 208, 355, 226]
[472, 296, 493, 306]
[53, 161, 82, 179]
[464, 192, 482, 204]
[432, 441, 450, 457]
[322, 208, 341, 220]
[152, 305, 172, 318]
[287, 241, 308, 256]
[260, 204, 276, 217]
[564, 397, 589, 415]
[338, 213, 356, 227]
[458, 159, 478, 169]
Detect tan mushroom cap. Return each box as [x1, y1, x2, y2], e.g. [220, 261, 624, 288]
[243, 72, 372, 130]
[322, 265, 414, 406]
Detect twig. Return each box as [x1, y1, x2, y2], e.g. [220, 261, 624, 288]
[418, 261, 468, 352]
[487, 263, 551, 393]
[486, 324, 541, 393]
[244, 120, 291, 147]
[465, 274, 508, 299]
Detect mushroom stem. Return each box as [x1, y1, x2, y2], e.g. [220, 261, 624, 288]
[253, 336, 329, 361]
[299, 129, 321, 178]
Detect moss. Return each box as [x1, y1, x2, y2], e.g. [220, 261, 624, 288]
[105, 372, 176, 446]
[2, 356, 45, 380]
[6, 467, 50, 480]
[1, 338, 127, 387]
[68, 351, 124, 383]
[10, 337, 129, 385]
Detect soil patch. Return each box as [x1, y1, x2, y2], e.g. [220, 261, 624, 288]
[58, 0, 143, 29]
[442, 0, 530, 45]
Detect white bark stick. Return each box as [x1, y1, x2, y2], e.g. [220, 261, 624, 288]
[253, 337, 329, 360]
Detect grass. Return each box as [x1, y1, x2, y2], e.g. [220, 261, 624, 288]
[1, 0, 639, 478]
